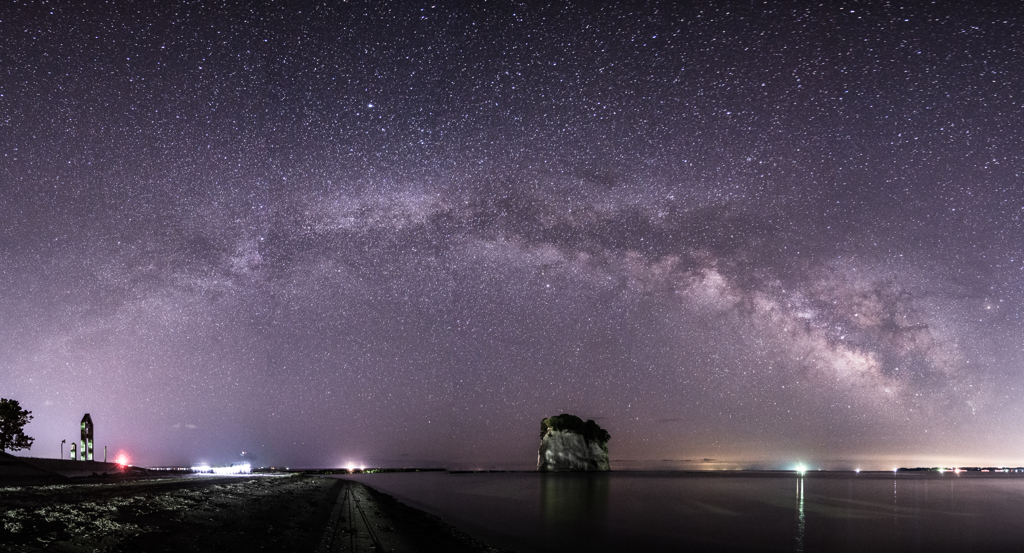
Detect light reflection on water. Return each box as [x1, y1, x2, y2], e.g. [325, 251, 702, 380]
[795, 475, 804, 553]
[344, 471, 1024, 553]
[539, 471, 609, 542]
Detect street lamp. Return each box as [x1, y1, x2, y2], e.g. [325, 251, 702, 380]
[61, 439, 65, 459]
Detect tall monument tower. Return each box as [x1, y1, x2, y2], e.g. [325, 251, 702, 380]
[80, 414, 94, 461]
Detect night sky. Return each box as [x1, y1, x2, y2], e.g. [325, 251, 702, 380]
[3, 1, 1023, 470]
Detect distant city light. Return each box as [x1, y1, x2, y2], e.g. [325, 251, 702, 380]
[213, 463, 251, 475]
[855, 468, 861, 473]
[191, 463, 251, 475]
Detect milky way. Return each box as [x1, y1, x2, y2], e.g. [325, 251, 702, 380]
[2, 2, 1023, 469]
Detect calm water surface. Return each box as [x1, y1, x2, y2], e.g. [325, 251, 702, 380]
[342, 471, 1024, 552]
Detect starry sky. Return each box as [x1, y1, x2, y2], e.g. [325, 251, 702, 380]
[2, 1, 1023, 470]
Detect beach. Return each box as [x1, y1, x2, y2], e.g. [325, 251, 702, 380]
[0, 473, 503, 553]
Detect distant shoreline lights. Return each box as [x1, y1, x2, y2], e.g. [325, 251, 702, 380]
[191, 462, 251, 475]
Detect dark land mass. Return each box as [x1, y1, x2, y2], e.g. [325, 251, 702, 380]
[0, 472, 504, 552]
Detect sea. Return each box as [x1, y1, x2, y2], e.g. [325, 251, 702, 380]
[342, 470, 1024, 552]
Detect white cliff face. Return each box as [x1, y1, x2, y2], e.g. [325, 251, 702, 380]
[537, 429, 610, 472]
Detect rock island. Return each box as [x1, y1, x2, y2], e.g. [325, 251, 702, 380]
[537, 414, 610, 472]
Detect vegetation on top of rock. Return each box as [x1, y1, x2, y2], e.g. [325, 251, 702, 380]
[539, 414, 610, 445]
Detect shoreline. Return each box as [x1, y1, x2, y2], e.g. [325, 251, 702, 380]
[7, 467, 1024, 552]
[320, 478, 506, 553]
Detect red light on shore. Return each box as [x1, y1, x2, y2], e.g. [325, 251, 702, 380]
[115, 452, 130, 466]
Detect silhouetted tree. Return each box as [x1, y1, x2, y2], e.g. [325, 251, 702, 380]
[0, 398, 34, 452]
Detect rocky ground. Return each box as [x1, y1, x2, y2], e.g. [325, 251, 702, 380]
[0, 474, 506, 553]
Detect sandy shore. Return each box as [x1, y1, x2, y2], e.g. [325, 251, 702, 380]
[0, 474, 507, 552]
